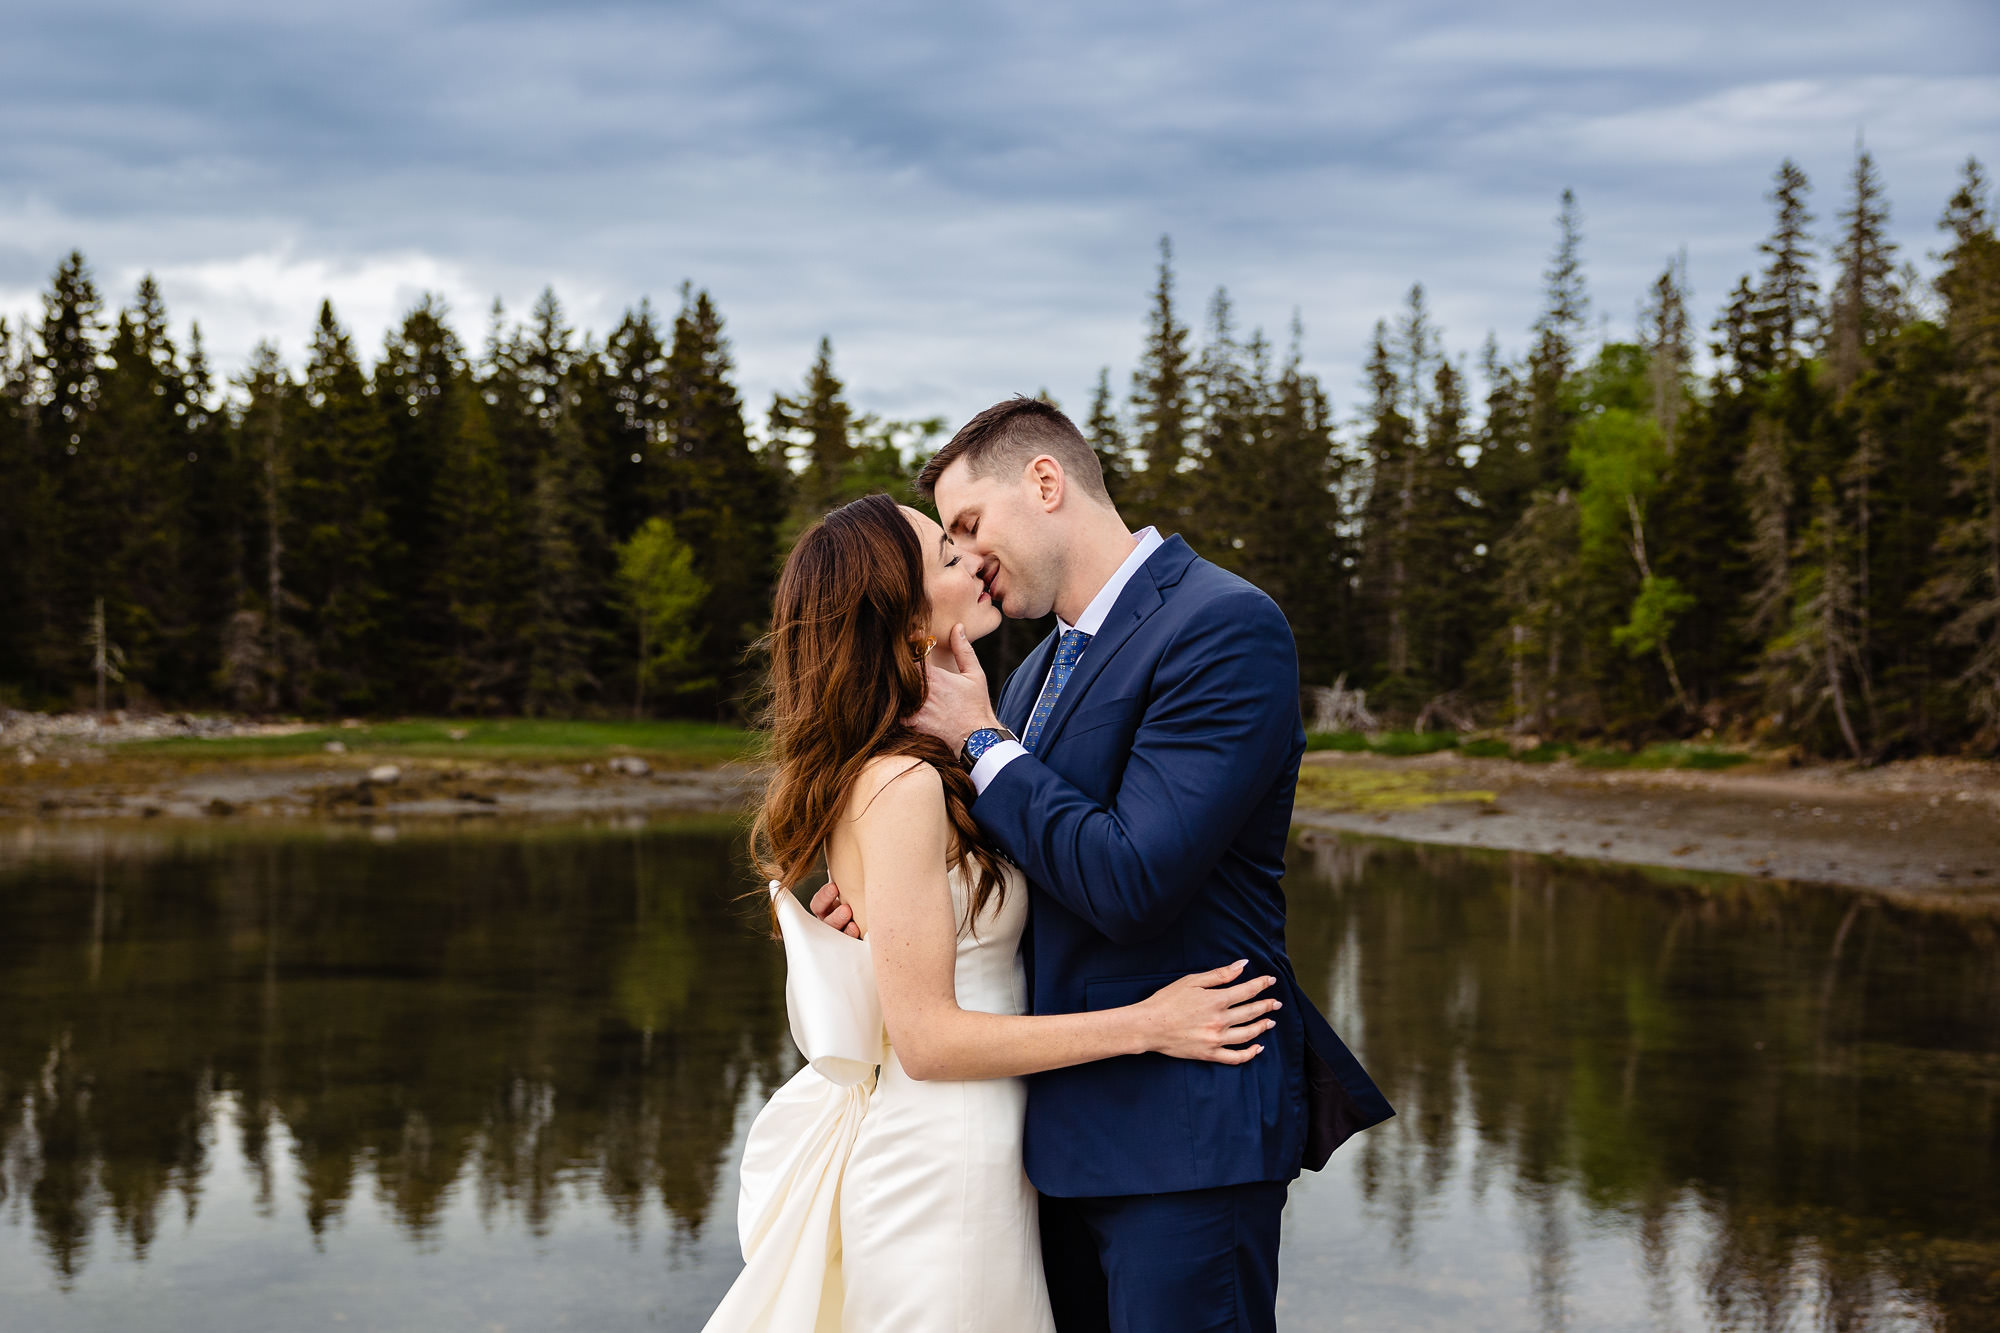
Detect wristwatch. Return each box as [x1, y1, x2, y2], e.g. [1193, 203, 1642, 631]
[960, 725, 1018, 769]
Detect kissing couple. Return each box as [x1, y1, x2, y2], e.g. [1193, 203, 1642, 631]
[704, 397, 1392, 1333]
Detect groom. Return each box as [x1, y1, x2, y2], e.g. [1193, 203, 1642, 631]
[819, 397, 1391, 1332]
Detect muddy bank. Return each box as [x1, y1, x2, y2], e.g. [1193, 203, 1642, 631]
[1292, 750, 2000, 903]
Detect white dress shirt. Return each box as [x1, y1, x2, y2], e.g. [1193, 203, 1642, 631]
[969, 527, 1164, 793]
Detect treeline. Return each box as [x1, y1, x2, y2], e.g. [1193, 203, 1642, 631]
[2, 148, 1997, 755]
[1095, 152, 2000, 758]
[0, 274, 926, 718]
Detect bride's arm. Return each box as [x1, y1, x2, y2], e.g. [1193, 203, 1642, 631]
[855, 763, 1278, 1082]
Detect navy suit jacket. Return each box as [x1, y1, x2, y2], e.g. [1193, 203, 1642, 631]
[976, 535, 1392, 1199]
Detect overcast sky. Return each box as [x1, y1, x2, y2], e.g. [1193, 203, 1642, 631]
[2, 1, 1994, 431]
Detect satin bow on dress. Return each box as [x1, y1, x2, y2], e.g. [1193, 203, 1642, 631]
[702, 883, 885, 1333]
[702, 868, 1054, 1333]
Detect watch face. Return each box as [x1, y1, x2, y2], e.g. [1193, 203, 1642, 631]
[965, 728, 1001, 763]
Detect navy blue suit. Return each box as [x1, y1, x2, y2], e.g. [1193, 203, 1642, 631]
[975, 535, 1392, 1332]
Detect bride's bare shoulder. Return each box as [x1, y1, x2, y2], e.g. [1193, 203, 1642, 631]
[846, 754, 944, 824]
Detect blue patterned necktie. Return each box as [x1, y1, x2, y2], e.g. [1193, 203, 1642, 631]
[1021, 628, 1092, 754]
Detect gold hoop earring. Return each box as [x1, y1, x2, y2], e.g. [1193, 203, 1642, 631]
[912, 634, 936, 662]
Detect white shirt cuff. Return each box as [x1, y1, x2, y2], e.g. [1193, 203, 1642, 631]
[969, 739, 1029, 794]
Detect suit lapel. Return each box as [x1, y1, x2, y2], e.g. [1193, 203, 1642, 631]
[1030, 539, 1190, 756]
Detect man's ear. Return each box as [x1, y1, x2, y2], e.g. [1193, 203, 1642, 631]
[1029, 456, 1065, 512]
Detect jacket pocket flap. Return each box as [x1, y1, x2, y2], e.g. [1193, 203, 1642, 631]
[1082, 972, 1182, 1010]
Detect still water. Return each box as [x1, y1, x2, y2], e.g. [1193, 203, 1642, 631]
[0, 819, 1993, 1331]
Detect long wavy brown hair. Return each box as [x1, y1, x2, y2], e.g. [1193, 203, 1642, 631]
[750, 493, 1008, 934]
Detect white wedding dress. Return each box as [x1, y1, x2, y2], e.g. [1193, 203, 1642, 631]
[702, 863, 1055, 1333]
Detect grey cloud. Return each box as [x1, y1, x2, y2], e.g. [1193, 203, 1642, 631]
[1, 0, 1994, 425]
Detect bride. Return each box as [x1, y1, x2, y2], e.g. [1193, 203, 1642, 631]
[703, 493, 1280, 1333]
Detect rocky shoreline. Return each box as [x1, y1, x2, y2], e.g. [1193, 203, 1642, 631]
[1291, 750, 2000, 904]
[4, 711, 1998, 903]
[0, 752, 759, 823]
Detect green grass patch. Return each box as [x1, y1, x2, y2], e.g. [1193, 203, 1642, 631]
[1305, 730, 1458, 757]
[1294, 766, 1494, 812]
[1306, 731, 1754, 770]
[1634, 742, 1751, 771]
[1515, 742, 1573, 764]
[118, 718, 760, 766]
[1560, 741, 1754, 771]
[1369, 731, 1460, 757]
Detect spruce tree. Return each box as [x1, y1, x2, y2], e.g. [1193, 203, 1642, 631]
[1395, 283, 1441, 424]
[1358, 286, 1474, 704]
[1215, 316, 1345, 686]
[769, 336, 858, 520]
[482, 289, 581, 528]
[1928, 158, 2000, 737]
[1386, 289, 1432, 681]
[521, 288, 576, 429]
[1186, 287, 1258, 559]
[1525, 190, 1588, 487]
[227, 342, 295, 712]
[179, 324, 244, 707]
[1497, 487, 1583, 733]
[523, 386, 608, 715]
[1084, 367, 1129, 504]
[1414, 356, 1485, 695]
[1357, 318, 1420, 706]
[1841, 318, 1955, 751]
[1757, 160, 1819, 368]
[431, 387, 519, 712]
[28, 252, 107, 692]
[1711, 274, 1772, 392]
[657, 286, 780, 715]
[1737, 417, 1794, 647]
[1359, 322, 1404, 622]
[286, 300, 396, 712]
[480, 298, 541, 502]
[602, 301, 671, 543]
[1639, 253, 1693, 451]
[0, 319, 33, 690]
[1653, 353, 1746, 711]
[1463, 336, 1537, 706]
[90, 277, 195, 701]
[1471, 334, 1534, 533]
[36, 252, 103, 460]
[1826, 146, 1901, 394]
[1128, 236, 1195, 529]
[1764, 476, 1870, 757]
[375, 296, 465, 702]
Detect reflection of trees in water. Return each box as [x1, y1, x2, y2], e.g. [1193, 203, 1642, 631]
[1286, 836, 2000, 1328]
[0, 825, 791, 1284]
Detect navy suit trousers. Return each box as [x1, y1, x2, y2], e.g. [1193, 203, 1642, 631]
[1039, 1181, 1287, 1333]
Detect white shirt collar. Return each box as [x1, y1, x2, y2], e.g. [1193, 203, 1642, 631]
[1058, 527, 1164, 637]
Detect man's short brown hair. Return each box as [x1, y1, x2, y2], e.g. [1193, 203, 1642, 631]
[916, 396, 1110, 503]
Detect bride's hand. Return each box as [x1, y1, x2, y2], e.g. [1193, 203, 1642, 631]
[1136, 961, 1279, 1064]
[810, 882, 862, 939]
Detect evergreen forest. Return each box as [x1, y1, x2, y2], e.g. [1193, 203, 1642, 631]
[2, 149, 1997, 759]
